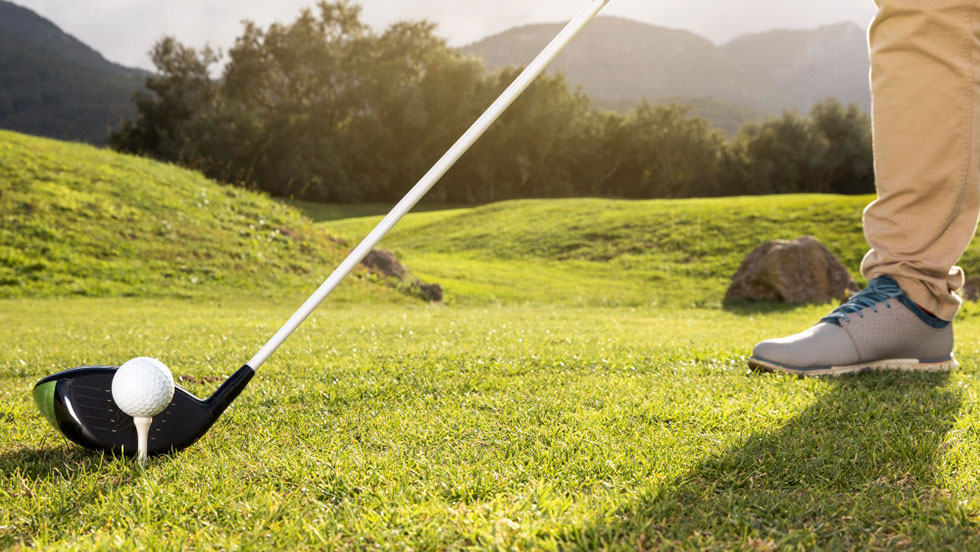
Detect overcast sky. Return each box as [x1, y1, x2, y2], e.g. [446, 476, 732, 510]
[15, 0, 878, 71]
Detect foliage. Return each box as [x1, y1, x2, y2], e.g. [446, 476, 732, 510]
[724, 99, 874, 195]
[810, 98, 875, 194]
[591, 104, 726, 198]
[110, 1, 874, 203]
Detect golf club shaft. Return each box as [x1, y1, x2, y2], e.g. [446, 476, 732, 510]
[248, 0, 611, 370]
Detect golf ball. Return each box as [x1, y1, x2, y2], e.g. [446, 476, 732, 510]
[111, 357, 175, 418]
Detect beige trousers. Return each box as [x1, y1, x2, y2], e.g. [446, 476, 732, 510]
[862, 0, 980, 321]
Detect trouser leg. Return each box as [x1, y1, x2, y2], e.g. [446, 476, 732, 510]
[861, 0, 980, 321]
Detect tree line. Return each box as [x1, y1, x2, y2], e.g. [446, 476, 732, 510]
[109, 1, 874, 204]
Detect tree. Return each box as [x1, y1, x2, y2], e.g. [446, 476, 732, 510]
[721, 99, 874, 196]
[109, 38, 220, 162]
[593, 104, 725, 199]
[724, 111, 829, 195]
[809, 98, 874, 195]
[110, 2, 874, 203]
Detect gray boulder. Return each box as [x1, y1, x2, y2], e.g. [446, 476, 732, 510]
[359, 248, 442, 303]
[361, 249, 406, 279]
[726, 236, 860, 304]
[414, 282, 444, 303]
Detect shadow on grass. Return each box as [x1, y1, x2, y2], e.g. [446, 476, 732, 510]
[0, 445, 118, 481]
[562, 372, 978, 549]
[0, 445, 136, 547]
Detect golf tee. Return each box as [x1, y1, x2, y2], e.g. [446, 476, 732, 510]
[134, 417, 152, 463]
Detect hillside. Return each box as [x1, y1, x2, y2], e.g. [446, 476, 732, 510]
[462, 17, 869, 123]
[310, 196, 980, 308]
[0, 130, 399, 301]
[0, 1, 146, 143]
[9, 127, 976, 309]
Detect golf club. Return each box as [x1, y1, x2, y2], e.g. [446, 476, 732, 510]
[32, 0, 612, 457]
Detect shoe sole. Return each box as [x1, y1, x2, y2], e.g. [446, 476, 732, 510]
[748, 356, 958, 377]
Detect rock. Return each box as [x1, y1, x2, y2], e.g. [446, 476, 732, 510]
[360, 248, 443, 303]
[725, 236, 860, 304]
[360, 249, 406, 279]
[961, 277, 980, 301]
[414, 282, 444, 303]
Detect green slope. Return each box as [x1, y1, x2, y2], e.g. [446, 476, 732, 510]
[0, 130, 398, 301]
[9, 128, 977, 309]
[312, 196, 980, 308]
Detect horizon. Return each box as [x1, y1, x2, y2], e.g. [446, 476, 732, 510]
[10, 0, 876, 71]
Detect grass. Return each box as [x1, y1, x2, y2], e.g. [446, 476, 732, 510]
[5, 130, 980, 548]
[0, 131, 401, 301]
[309, 195, 962, 307]
[284, 199, 464, 222]
[2, 299, 980, 549]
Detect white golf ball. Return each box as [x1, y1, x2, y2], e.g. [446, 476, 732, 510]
[111, 357, 175, 418]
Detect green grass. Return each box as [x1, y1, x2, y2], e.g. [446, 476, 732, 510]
[2, 299, 980, 549]
[0, 131, 401, 301]
[6, 130, 980, 549]
[284, 199, 465, 222]
[309, 196, 929, 307]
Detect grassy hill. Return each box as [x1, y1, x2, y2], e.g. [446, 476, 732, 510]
[0, 130, 400, 301]
[9, 128, 980, 309]
[309, 196, 980, 308]
[8, 136, 980, 550]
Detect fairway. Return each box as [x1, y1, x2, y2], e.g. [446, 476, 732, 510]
[5, 130, 980, 548]
[3, 298, 980, 549]
[2, 0, 972, 546]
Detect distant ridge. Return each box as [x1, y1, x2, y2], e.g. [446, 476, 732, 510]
[462, 16, 870, 129]
[0, 0, 147, 143]
[0, 5, 870, 142]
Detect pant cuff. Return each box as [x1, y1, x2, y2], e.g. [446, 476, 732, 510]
[883, 273, 961, 322]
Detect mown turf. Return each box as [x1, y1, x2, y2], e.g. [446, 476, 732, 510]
[6, 131, 980, 549]
[309, 196, 980, 307]
[284, 199, 462, 222]
[2, 299, 980, 550]
[0, 131, 400, 301]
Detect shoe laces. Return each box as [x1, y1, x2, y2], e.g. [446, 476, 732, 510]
[820, 276, 904, 326]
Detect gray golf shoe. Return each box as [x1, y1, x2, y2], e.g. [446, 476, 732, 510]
[749, 276, 957, 377]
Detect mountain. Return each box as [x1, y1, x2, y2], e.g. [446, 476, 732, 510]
[462, 17, 870, 129]
[720, 23, 869, 114]
[0, 0, 147, 143]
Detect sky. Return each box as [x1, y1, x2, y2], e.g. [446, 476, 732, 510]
[14, 0, 878, 71]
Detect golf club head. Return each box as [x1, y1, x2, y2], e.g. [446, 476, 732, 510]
[32, 364, 253, 457]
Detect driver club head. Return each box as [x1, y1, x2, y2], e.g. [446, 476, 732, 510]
[32, 364, 254, 457]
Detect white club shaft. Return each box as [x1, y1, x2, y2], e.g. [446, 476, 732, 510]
[248, 0, 611, 370]
[134, 417, 152, 463]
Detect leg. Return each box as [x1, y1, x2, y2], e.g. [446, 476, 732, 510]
[748, 0, 978, 376]
[862, 0, 980, 321]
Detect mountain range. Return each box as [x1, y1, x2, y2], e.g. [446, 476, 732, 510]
[0, 4, 869, 142]
[463, 17, 870, 131]
[0, 0, 146, 143]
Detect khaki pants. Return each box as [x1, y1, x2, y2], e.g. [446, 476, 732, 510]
[862, 0, 980, 321]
